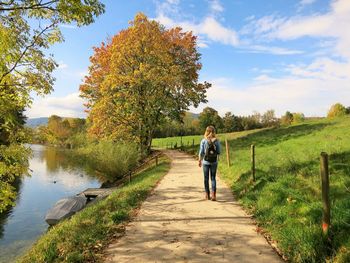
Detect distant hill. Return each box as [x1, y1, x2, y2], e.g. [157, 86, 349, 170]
[188, 112, 199, 119]
[25, 117, 48, 128]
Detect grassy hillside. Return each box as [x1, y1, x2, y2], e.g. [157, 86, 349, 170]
[153, 117, 350, 262]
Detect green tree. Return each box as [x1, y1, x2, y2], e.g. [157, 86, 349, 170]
[80, 13, 210, 153]
[292, 112, 305, 124]
[198, 107, 223, 132]
[327, 103, 347, 118]
[346, 106, 350, 115]
[222, 112, 236, 133]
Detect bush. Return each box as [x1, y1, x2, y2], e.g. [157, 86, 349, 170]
[327, 103, 347, 118]
[74, 140, 140, 181]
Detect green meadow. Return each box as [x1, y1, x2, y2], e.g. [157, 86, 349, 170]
[153, 117, 350, 263]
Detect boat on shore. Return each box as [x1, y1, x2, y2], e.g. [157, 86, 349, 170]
[45, 195, 87, 225]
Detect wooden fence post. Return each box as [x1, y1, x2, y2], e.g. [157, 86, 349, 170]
[192, 139, 195, 154]
[320, 152, 330, 236]
[251, 144, 255, 182]
[155, 155, 158, 166]
[225, 138, 230, 167]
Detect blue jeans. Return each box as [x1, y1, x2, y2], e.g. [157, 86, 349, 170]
[203, 162, 217, 194]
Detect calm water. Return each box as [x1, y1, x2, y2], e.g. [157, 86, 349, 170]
[0, 144, 103, 262]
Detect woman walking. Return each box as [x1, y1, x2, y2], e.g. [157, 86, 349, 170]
[198, 126, 221, 201]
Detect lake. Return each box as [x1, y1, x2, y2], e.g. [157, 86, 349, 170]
[0, 144, 103, 262]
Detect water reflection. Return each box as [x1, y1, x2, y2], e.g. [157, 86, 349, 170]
[0, 144, 102, 262]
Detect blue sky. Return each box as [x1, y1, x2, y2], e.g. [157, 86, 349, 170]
[26, 0, 350, 118]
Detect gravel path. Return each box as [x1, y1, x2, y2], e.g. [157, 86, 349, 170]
[104, 150, 282, 263]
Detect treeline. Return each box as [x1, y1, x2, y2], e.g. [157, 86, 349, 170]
[31, 115, 86, 148]
[154, 107, 304, 138]
[154, 102, 350, 138]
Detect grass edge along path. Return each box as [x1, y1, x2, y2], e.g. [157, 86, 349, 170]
[18, 155, 171, 263]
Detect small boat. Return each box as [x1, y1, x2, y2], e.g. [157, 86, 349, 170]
[45, 195, 87, 225]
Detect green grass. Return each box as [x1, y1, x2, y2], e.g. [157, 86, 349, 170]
[154, 117, 350, 263]
[18, 156, 170, 263]
[72, 140, 140, 182]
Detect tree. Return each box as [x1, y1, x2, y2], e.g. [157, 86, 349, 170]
[346, 107, 350, 115]
[80, 13, 210, 153]
[292, 113, 305, 124]
[327, 103, 347, 118]
[0, 0, 105, 104]
[0, 0, 104, 212]
[222, 111, 235, 132]
[281, 111, 293, 126]
[198, 107, 223, 132]
[261, 109, 279, 127]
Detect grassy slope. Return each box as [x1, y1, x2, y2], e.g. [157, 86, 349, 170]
[18, 156, 170, 263]
[153, 118, 350, 263]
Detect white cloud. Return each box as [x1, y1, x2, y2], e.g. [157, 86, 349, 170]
[209, 0, 224, 13]
[26, 92, 85, 118]
[193, 75, 350, 117]
[57, 61, 68, 69]
[155, 4, 303, 54]
[287, 57, 350, 80]
[299, 0, 317, 7]
[156, 14, 239, 46]
[60, 24, 77, 29]
[243, 44, 303, 55]
[200, 16, 239, 46]
[245, 0, 350, 60]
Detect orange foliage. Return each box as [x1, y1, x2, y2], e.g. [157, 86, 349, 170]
[80, 13, 211, 152]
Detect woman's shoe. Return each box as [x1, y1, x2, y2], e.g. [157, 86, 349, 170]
[211, 191, 216, 201]
[205, 192, 210, 200]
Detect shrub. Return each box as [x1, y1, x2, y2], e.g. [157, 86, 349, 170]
[74, 140, 140, 181]
[327, 103, 347, 118]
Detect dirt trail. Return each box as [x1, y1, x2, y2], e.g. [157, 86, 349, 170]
[104, 150, 282, 263]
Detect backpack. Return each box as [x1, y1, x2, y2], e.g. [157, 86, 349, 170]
[204, 140, 218, 163]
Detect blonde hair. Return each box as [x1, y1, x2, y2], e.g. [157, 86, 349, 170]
[204, 125, 216, 140]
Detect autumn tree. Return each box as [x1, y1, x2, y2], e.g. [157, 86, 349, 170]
[80, 13, 210, 153]
[281, 111, 293, 126]
[0, 0, 104, 212]
[327, 103, 347, 118]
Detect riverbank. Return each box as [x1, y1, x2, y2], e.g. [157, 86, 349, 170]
[18, 154, 170, 262]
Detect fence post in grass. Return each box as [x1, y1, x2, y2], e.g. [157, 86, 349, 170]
[251, 144, 256, 182]
[225, 138, 230, 167]
[129, 171, 132, 183]
[320, 152, 330, 236]
[155, 155, 158, 166]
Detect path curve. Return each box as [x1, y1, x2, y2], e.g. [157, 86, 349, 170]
[104, 150, 282, 263]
